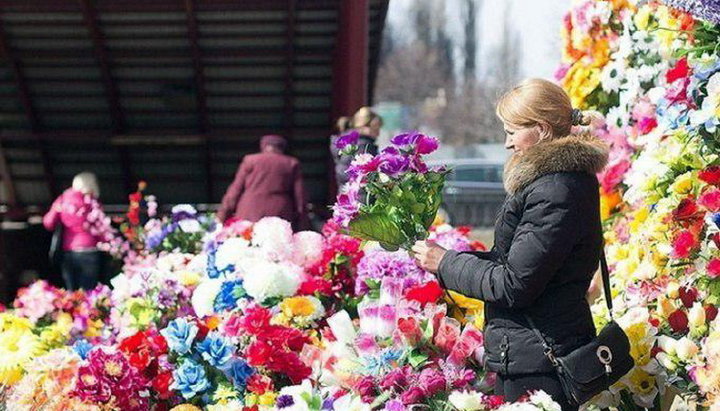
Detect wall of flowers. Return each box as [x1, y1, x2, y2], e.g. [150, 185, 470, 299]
[558, 0, 720, 409]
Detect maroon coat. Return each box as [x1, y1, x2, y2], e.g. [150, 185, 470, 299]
[217, 152, 308, 228]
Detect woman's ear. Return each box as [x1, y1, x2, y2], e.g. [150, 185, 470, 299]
[538, 123, 552, 140]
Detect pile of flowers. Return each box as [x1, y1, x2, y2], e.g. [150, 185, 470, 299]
[3, 208, 558, 410]
[558, 0, 720, 408]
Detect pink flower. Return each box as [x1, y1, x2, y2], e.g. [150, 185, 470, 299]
[74, 365, 112, 403]
[448, 325, 484, 366]
[400, 386, 426, 404]
[355, 376, 378, 403]
[699, 189, 720, 212]
[396, 317, 422, 346]
[418, 368, 447, 396]
[355, 333, 380, 355]
[433, 317, 461, 353]
[379, 366, 411, 392]
[671, 230, 698, 259]
[707, 258, 720, 279]
[599, 157, 631, 193]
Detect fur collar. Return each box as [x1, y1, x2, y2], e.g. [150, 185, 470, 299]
[503, 133, 610, 195]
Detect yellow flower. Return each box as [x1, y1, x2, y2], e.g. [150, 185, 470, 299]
[0, 329, 42, 385]
[633, 5, 653, 30]
[628, 206, 650, 235]
[0, 314, 33, 333]
[281, 296, 316, 317]
[245, 394, 259, 406]
[600, 190, 623, 221]
[669, 172, 695, 196]
[178, 270, 202, 287]
[213, 384, 238, 403]
[170, 405, 202, 411]
[627, 368, 658, 396]
[258, 392, 277, 406]
[562, 63, 601, 109]
[625, 323, 653, 366]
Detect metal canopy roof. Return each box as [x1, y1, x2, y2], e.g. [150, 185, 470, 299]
[0, 0, 388, 209]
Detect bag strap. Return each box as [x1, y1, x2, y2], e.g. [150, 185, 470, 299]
[523, 239, 614, 364]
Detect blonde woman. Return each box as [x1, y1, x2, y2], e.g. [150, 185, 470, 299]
[43, 172, 106, 290]
[413, 79, 609, 410]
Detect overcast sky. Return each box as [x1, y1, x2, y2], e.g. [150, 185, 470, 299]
[386, 0, 572, 80]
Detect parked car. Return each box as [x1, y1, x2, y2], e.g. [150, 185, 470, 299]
[428, 159, 507, 227]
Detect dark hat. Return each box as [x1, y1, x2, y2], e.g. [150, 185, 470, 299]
[260, 134, 287, 151]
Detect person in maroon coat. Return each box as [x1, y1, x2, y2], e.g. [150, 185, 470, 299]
[217, 135, 309, 229]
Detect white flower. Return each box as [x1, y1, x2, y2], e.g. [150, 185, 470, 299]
[171, 204, 197, 216]
[291, 231, 325, 267]
[656, 352, 677, 371]
[191, 278, 223, 317]
[601, 61, 625, 93]
[631, 30, 658, 52]
[448, 390, 485, 410]
[242, 261, 301, 302]
[332, 393, 371, 411]
[252, 217, 294, 261]
[214, 237, 251, 271]
[688, 303, 706, 330]
[327, 310, 357, 344]
[605, 106, 630, 129]
[529, 390, 562, 411]
[675, 337, 699, 361]
[178, 218, 202, 233]
[689, 72, 720, 132]
[656, 335, 677, 356]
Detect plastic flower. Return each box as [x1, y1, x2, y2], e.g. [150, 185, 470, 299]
[0, 328, 41, 385]
[171, 359, 210, 399]
[279, 296, 325, 323]
[196, 331, 233, 367]
[242, 261, 301, 303]
[161, 317, 199, 355]
[222, 357, 255, 390]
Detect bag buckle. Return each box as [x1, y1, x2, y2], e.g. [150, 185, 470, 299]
[597, 345, 613, 374]
[544, 347, 559, 366]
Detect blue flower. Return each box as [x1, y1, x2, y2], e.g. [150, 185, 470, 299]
[72, 339, 93, 360]
[213, 279, 246, 312]
[170, 359, 210, 399]
[712, 213, 720, 230]
[160, 317, 198, 355]
[196, 332, 233, 367]
[221, 357, 255, 390]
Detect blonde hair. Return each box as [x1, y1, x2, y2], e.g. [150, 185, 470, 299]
[72, 172, 100, 197]
[336, 116, 351, 133]
[496, 78, 592, 139]
[352, 106, 382, 129]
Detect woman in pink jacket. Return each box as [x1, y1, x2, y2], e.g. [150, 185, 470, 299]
[43, 172, 106, 290]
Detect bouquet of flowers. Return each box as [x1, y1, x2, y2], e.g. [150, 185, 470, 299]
[333, 131, 450, 251]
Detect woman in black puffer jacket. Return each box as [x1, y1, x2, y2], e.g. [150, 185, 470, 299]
[413, 78, 609, 411]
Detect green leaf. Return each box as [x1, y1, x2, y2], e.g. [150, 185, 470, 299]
[349, 212, 407, 249]
[408, 349, 429, 368]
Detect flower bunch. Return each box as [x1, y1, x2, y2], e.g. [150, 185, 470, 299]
[333, 131, 449, 251]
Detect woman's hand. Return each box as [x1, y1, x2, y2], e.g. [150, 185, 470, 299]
[412, 240, 448, 274]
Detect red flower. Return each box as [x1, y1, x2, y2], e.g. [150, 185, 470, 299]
[246, 374, 274, 395]
[699, 165, 720, 186]
[649, 317, 660, 328]
[712, 233, 720, 249]
[705, 305, 718, 322]
[266, 351, 312, 383]
[668, 310, 689, 334]
[404, 281, 444, 306]
[245, 340, 272, 366]
[672, 198, 699, 221]
[151, 371, 173, 399]
[699, 189, 720, 212]
[679, 287, 698, 309]
[397, 317, 422, 346]
[470, 241, 488, 251]
[456, 226, 472, 236]
[239, 305, 273, 334]
[666, 57, 690, 83]
[708, 258, 720, 279]
[484, 395, 506, 409]
[298, 277, 333, 296]
[671, 230, 698, 259]
[636, 117, 658, 135]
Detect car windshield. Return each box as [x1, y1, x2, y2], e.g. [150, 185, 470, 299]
[450, 165, 503, 182]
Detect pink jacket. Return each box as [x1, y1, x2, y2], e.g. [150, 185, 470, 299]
[43, 189, 102, 251]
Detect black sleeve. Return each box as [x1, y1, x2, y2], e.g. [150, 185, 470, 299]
[437, 181, 579, 308]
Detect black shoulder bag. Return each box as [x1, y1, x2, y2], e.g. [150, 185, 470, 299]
[523, 246, 634, 407]
[49, 223, 64, 268]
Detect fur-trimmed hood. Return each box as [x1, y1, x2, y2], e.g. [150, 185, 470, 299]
[503, 133, 609, 195]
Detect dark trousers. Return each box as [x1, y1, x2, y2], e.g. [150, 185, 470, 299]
[61, 250, 102, 291]
[496, 373, 577, 411]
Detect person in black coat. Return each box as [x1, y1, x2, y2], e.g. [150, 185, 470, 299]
[413, 78, 609, 411]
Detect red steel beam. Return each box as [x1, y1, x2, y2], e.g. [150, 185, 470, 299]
[331, 0, 369, 120]
[184, 0, 213, 201]
[79, 0, 134, 195]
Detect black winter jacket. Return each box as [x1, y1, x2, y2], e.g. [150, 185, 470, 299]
[438, 133, 610, 375]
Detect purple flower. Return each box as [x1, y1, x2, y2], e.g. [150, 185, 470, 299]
[276, 394, 295, 408]
[378, 153, 410, 176]
[390, 132, 439, 155]
[385, 400, 408, 411]
[335, 130, 360, 150]
[661, 0, 720, 24]
[332, 183, 361, 227]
